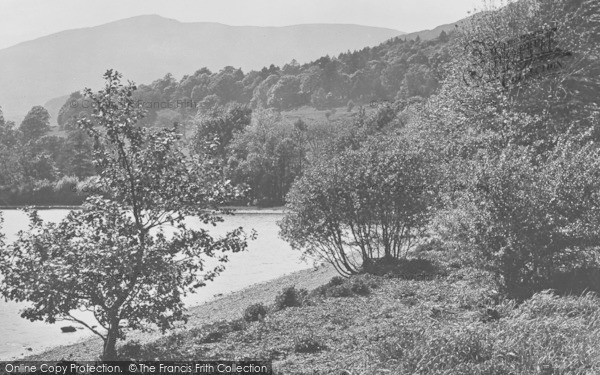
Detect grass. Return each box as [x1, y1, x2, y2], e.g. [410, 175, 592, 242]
[281, 106, 356, 124]
[24, 251, 600, 374]
[111, 257, 600, 374]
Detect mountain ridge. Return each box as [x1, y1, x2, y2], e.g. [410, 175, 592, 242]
[0, 15, 404, 121]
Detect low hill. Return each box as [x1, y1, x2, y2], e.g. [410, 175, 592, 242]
[0, 15, 403, 122]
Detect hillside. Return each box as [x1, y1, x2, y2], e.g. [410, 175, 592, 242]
[44, 95, 70, 127]
[0, 15, 403, 122]
[54, 26, 455, 130]
[402, 20, 461, 41]
[25, 261, 600, 374]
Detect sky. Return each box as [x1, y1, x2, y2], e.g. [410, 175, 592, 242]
[0, 0, 480, 50]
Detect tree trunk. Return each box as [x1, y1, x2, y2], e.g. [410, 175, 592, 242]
[102, 320, 119, 360]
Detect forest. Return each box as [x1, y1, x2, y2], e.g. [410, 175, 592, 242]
[0, 31, 450, 206]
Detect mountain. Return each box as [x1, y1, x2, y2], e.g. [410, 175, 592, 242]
[402, 19, 465, 41]
[0, 15, 403, 122]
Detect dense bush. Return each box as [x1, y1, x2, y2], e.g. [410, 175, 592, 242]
[349, 278, 371, 296]
[328, 276, 345, 287]
[243, 303, 267, 322]
[274, 286, 307, 310]
[280, 135, 439, 276]
[313, 275, 379, 298]
[447, 143, 600, 299]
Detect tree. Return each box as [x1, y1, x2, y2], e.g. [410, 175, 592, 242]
[279, 136, 438, 276]
[0, 70, 251, 359]
[0, 109, 22, 187]
[60, 129, 95, 178]
[401, 65, 438, 99]
[266, 75, 304, 109]
[227, 109, 305, 205]
[417, 0, 600, 298]
[438, 30, 449, 42]
[453, 0, 600, 151]
[192, 104, 252, 159]
[57, 91, 93, 131]
[19, 106, 51, 142]
[447, 142, 600, 298]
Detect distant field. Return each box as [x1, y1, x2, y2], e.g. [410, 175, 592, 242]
[281, 106, 358, 125]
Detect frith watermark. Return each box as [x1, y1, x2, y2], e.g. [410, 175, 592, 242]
[463, 27, 573, 88]
[69, 99, 199, 110]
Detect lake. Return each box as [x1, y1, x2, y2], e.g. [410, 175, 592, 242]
[0, 209, 309, 360]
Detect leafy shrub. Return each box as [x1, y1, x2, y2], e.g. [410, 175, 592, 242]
[229, 318, 247, 332]
[53, 175, 78, 194]
[280, 136, 438, 277]
[274, 286, 307, 310]
[350, 278, 371, 296]
[202, 330, 224, 343]
[313, 275, 379, 298]
[243, 303, 267, 322]
[76, 176, 104, 196]
[449, 143, 600, 299]
[328, 276, 345, 287]
[313, 277, 350, 298]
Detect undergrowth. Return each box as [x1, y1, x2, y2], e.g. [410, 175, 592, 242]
[117, 267, 600, 374]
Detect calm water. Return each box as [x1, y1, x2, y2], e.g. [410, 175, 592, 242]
[0, 209, 309, 360]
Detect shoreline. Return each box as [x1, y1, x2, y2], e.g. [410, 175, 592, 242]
[20, 265, 337, 361]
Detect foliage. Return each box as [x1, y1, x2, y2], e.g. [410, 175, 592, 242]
[448, 142, 600, 298]
[52, 33, 452, 128]
[0, 70, 251, 359]
[444, 0, 600, 154]
[280, 135, 438, 276]
[19, 106, 51, 143]
[243, 303, 267, 322]
[2, 19, 455, 206]
[328, 276, 345, 287]
[107, 270, 600, 374]
[227, 109, 306, 205]
[57, 91, 94, 131]
[0, 110, 22, 187]
[274, 286, 308, 311]
[191, 104, 252, 159]
[312, 275, 379, 298]
[60, 129, 95, 178]
[0, 104, 95, 204]
[410, 0, 600, 298]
